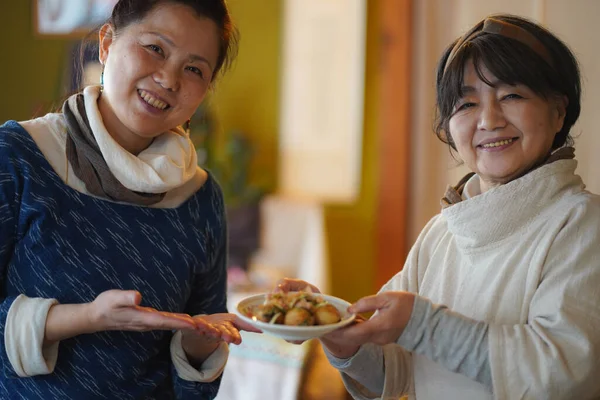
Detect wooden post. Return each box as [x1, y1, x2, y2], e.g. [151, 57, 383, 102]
[376, 0, 413, 289]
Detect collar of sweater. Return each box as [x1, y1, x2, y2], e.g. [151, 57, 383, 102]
[441, 159, 584, 250]
[82, 85, 198, 194]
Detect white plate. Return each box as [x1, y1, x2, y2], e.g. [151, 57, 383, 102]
[234, 293, 356, 341]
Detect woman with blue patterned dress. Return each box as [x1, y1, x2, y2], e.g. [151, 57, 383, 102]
[0, 1, 256, 398]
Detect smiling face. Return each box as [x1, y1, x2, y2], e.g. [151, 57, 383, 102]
[98, 3, 220, 152]
[448, 61, 566, 191]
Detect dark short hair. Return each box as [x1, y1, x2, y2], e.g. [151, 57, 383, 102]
[434, 14, 581, 151]
[108, 0, 239, 82]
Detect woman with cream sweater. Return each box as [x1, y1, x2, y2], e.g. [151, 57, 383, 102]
[280, 14, 600, 400]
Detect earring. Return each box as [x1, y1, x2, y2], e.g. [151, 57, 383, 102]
[185, 119, 191, 135]
[100, 68, 104, 88]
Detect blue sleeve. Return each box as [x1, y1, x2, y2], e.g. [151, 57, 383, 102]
[0, 124, 25, 378]
[172, 180, 229, 399]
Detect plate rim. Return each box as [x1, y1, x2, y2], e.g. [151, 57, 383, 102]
[234, 292, 356, 335]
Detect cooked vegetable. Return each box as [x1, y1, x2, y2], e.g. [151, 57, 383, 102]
[255, 303, 285, 323]
[284, 307, 314, 326]
[256, 291, 342, 326]
[314, 304, 342, 325]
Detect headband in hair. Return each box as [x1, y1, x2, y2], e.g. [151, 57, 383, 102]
[443, 18, 553, 75]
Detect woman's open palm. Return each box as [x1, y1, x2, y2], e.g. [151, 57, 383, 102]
[90, 289, 218, 335]
[189, 314, 262, 345]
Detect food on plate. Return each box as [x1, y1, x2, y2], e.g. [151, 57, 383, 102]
[254, 291, 342, 326]
[314, 303, 342, 325]
[284, 307, 314, 326]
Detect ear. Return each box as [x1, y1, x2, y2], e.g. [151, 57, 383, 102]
[98, 24, 115, 65]
[553, 95, 569, 133]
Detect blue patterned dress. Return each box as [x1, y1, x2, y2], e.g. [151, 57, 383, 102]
[0, 121, 228, 399]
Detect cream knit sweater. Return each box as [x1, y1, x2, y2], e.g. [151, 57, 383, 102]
[332, 159, 600, 400]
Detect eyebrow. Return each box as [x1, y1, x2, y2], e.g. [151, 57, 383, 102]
[146, 31, 214, 70]
[460, 80, 517, 94]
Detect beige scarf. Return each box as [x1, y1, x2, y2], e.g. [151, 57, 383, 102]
[63, 86, 198, 205]
[441, 146, 576, 208]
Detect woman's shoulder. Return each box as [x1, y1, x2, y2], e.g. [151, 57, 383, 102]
[18, 112, 65, 129]
[1, 120, 29, 140]
[1, 114, 64, 153]
[0, 120, 40, 161]
[561, 188, 600, 224]
[155, 167, 226, 211]
[544, 161, 600, 219]
[193, 169, 226, 211]
[418, 213, 448, 244]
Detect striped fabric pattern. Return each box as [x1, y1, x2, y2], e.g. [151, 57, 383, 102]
[0, 121, 228, 399]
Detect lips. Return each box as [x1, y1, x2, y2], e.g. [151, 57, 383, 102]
[137, 89, 170, 110]
[481, 138, 516, 148]
[478, 137, 518, 148]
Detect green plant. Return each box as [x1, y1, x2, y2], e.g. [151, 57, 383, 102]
[189, 106, 266, 208]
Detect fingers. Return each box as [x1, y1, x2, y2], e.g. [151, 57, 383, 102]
[161, 312, 202, 330]
[348, 293, 389, 314]
[106, 290, 142, 307]
[164, 318, 197, 331]
[353, 314, 368, 323]
[191, 315, 239, 341]
[339, 318, 400, 346]
[274, 278, 321, 294]
[132, 310, 198, 331]
[233, 316, 262, 333]
[218, 322, 242, 345]
[131, 306, 197, 330]
[189, 316, 221, 337]
[323, 318, 363, 339]
[321, 318, 374, 347]
[189, 314, 261, 345]
[128, 291, 142, 306]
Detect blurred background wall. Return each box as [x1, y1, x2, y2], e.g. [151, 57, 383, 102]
[1, 2, 70, 120]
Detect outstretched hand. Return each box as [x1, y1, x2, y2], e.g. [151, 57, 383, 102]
[187, 314, 262, 345]
[89, 289, 206, 333]
[180, 313, 263, 365]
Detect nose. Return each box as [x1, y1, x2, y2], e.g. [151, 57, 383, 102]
[477, 99, 506, 131]
[153, 65, 180, 92]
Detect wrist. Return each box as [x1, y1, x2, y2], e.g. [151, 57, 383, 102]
[320, 337, 360, 359]
[82, 302, 100, 335]
[181, 330, 221, 367]
[398, 292, 416, 338]
[45, 303, 98, 345]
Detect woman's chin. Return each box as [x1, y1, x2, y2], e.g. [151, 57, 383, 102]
[128, 124, 168, 139]
[479, 169, 522, 186]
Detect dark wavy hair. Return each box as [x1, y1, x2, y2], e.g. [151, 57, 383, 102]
[107, 0, 239, 82]
[434, 14, 581, 151]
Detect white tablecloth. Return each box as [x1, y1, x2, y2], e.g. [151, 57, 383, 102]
[215, 196, 327, 400]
